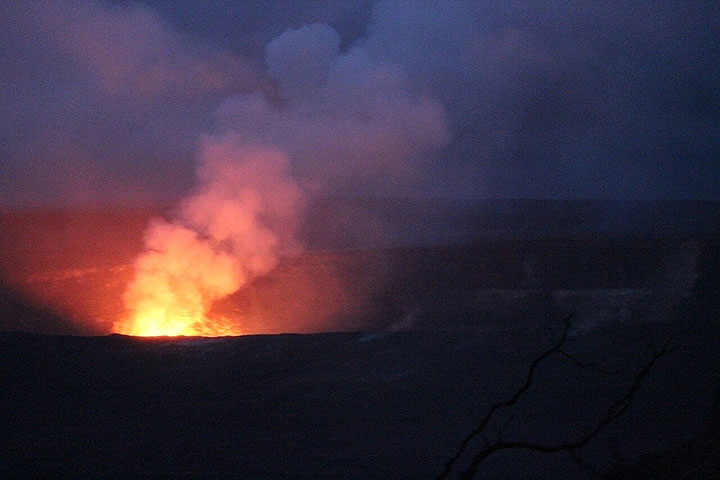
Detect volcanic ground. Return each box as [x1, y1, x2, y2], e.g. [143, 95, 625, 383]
[1, 199, 719, 478]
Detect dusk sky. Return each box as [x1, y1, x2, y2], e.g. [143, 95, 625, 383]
[1, 0, 719, 206]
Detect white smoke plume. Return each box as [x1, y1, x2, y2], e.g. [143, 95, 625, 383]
[115, 139, 302, 335]
[115, 22, 449, 336]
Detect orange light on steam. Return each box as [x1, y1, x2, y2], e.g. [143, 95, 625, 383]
[112, 139, 303, 337]
[111, 221, 248, 337]
[115, 308, 244, 337]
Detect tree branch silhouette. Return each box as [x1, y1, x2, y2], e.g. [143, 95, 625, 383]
[436, 315, 574, 479]
[437, 314, 669, 480]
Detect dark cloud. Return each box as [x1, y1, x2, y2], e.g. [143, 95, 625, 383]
[1, 0, 718, 205]
[0, 0, 263, 205]
[216, 22, 449, 194]
[360, 0, 720, 199]
[115, 17, 450, 335]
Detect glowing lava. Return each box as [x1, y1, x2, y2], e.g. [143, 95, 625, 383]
[115, 278, 245, 336]
[112, 140, 302, 337]
[117, 309, 244, 337]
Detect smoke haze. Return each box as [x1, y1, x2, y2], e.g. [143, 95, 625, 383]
[114, 18, 449, 334]
[1, 0, 718, 334]
[1, 0, 718, 204]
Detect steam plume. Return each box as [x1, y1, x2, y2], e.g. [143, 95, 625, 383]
[114, 138, 302, 335]
[114, 22, 449, 335]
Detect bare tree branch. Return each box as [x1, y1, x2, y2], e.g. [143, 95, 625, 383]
[457, 341, 669, 480]
[556, 349, 626, 376]
[436, 315, 574, 479]
[436, 312, 670, 480]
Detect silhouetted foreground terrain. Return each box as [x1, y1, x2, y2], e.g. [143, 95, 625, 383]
[1, 199, 719, 477]
[2, 316, 719, 478]
[2, 239, 720, 478]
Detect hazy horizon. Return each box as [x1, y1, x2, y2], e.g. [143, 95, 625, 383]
[2, 0, 719, 207]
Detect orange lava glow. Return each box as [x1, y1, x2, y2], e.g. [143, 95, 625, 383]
[110, 141, 303, 337]
[111, 220, 252, 337]
[112, 283, 247, 337]
[111, 241, 248, 337]
[114, 309, 244, 337]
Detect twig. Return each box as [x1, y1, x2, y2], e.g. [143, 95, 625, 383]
[458, 341, 669, 479]
[436, 315, 573, 479]
[557, 349, 626, 376]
